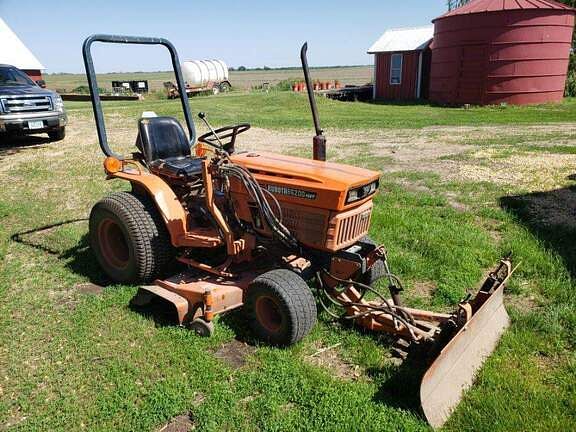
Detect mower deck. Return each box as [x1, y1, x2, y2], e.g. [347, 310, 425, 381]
[134, 271, 254, 325]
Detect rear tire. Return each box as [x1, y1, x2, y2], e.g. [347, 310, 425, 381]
[48, 127, 65, 141]
[245, 269, 316, 346]
[89, 191, 174, 284]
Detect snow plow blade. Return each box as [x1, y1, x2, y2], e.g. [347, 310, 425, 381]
[420, 274, 510, 429]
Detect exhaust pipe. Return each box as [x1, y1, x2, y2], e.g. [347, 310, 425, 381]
[300, 42, 326, 161]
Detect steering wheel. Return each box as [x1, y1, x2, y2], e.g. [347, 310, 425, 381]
[198, 123, 251, 153]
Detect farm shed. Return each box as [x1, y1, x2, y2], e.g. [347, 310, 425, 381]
[0, 17, 45, 80]
[429, 0, 576, 105]
[367, 26, 434, 101]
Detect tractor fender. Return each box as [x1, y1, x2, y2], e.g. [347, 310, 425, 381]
[111, 171, 187, 246]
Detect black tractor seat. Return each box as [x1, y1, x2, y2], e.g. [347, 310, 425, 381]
[136, 116, 204, 180]
[148, 157, 204, 179]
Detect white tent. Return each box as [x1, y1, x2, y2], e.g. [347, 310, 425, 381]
[0, 17, 44, 70]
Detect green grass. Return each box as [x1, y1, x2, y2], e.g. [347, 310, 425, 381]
[1, 93, 575, 431]
[65, 92, 576, 131]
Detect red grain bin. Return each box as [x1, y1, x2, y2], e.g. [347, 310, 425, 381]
[429, 0, 575, 105]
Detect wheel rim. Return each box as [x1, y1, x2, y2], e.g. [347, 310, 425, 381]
[98, 218, 130, 269]
[255, 295, 284, 333]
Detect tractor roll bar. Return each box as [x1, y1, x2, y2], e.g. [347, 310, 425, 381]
[82, 34, 196, 159]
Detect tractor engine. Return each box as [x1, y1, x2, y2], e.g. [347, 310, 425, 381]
[228, 151, 380, 252]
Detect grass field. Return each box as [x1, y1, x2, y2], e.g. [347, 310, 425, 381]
[45, 66, 373, 93]
[0, 94, 575, 431]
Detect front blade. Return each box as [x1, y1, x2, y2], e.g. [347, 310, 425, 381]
[420, 284, 509, 429]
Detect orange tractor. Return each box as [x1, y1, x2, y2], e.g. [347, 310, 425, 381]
[83, 35, 514, 428]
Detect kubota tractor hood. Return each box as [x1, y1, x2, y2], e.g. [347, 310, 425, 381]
[230, 151, 380, 211]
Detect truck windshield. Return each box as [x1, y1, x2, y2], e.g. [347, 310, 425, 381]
[0, 67, 35, 86]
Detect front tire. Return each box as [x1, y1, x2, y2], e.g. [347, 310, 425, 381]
[89, 192, 174, 283]
[48, 127, 65, 141]
[245, 269, 317, 346]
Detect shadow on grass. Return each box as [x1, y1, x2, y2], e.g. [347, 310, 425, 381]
[10, 219, 110, 285]
[500, 182, 576, 277]
[369, 355, 428, 413]
[128, 296, 183, 328]
[343, 321, 427, 413]
[0, 134, 52, 160]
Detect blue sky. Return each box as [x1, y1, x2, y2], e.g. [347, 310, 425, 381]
[1, 1, 446, 73]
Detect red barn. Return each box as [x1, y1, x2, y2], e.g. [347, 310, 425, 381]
[0, 17, 45, 80]
[368, 26, 434, 101]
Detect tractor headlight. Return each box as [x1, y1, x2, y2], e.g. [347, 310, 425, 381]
[52, 94, 64, 113]
[346, 180, 379, 204]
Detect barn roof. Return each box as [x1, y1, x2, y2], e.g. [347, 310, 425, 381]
[367, 26, 434, 54]
[0, 17, 44, 70]
[437, 0, 575, 20]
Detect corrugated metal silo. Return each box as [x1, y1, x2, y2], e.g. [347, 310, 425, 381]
[430, 0, 575, 105]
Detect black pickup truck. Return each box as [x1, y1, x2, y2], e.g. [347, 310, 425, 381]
[0, 64, 67, 141]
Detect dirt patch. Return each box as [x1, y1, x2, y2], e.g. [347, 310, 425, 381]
[213, 340, 256, 369]
[506, 294, 539, 313]
[158, 414, 195, 432]
[396, 179, 433, 194]
[476, 217, 503, 243]
[444, 192, 469, 212]
[412, 281, 437, 299]
[75, 282, 104, 295]
[305, 342, 363, 381]
[533, 351, 564, 373]
[237, 124, 576, 190]
[445, 150, 576, 190]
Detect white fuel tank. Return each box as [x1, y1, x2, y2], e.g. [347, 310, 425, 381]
[182, 60, 229, 88]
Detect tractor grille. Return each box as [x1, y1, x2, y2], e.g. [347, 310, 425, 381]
[326, 201, 373, 251]
[281, 206, 327, 246]
[0, 95, 53, 113]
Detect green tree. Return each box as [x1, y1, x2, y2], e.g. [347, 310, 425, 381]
[447, 0, 470, 11]
[556, 0, 576, 95]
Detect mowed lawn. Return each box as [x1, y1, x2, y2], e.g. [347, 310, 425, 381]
[0, 93, 575, 431]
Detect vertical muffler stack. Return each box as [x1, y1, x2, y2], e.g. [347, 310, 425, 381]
[300, 42, 326, 161]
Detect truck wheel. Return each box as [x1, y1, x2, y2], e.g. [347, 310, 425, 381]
[48, 127, 65, 141]
[245, 269, 316, 346]
[219, 81, 231, 93]
[89, 192, 174, 284]
[360, 236, 386, 286]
